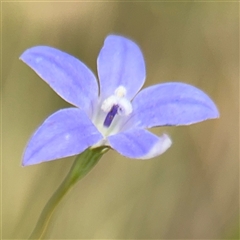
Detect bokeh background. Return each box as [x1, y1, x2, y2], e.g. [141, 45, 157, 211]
[2, 1, 239, 239]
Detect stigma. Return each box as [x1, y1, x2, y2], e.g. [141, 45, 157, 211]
[101, 86, 132, 128]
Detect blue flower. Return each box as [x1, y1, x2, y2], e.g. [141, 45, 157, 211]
[20, 35, 219, 166]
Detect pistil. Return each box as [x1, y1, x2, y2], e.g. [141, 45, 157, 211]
[103, 105, 119, 127]
[100, 86, 133, 130]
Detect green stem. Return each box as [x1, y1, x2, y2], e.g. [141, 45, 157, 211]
[29, 147, 108, 239]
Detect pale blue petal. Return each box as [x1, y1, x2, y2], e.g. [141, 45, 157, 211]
[97, 35, 146, 100]
[130, 82, 219, 128]
[108, 128, 172, 159]
[23, 108, 103, 166]
[20, 46, 98, 117]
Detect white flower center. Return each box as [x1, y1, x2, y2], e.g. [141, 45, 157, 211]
[101, 86, 132, 128]
[92, 86, 133, 138]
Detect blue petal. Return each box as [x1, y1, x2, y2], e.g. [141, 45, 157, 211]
[130, 82, 219, 128]
[97, 35, 146, 100]
[108, 128, 172, 159]
[20, 46, 98, 117]
[23, 108, 103, 166]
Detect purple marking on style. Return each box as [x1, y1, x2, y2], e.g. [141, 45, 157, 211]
[103, 105, 119, 127]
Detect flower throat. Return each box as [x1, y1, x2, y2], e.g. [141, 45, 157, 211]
[101, 86, 133, 128]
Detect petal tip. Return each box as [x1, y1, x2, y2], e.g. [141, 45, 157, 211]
[214, 107, 220, 119]
[206, 102, 220, 121]
[21, 161, 27, 167]
[22, 152, 38, 166]
[22, 158, 31, 167]
[140, 134, 172, 160]
[21, 150, 29, 166]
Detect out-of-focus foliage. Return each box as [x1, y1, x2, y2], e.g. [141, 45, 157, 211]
[2, 2, 238, 239]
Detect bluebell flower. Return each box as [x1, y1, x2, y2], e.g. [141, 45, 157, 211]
[20, 35, 219, 166]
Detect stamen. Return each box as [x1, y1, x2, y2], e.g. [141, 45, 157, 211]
[118, 98, 133, 115]
[101, 96, 118, 112]
[101, 86, 132, 128]
[103, 105, 119, 127]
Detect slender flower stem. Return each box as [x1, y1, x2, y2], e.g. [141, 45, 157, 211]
[29, 147, 109, 239]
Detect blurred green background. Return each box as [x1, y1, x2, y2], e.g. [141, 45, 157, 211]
[2, 1, 239, 239]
